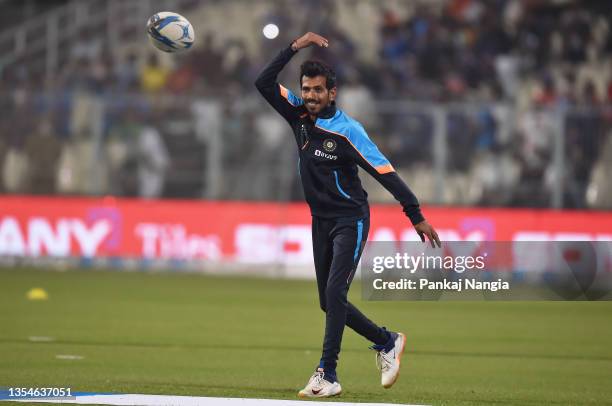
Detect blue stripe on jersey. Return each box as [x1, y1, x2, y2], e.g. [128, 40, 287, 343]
[353, 219, 364, 261]
[287, 89, 303, 106]
[333, 170, 351, 199]
[280, 85, 304, 106]
[316, 109, 390, 169]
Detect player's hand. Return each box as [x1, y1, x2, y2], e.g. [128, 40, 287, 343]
[292, 32, 329, 50]
[414, 220, 441, 248]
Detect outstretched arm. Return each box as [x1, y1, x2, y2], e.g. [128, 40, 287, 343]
[254, 32, 329, 123]
[348, 125, 441, 247]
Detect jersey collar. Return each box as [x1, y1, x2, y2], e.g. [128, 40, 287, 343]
[317, 103, 336, 119]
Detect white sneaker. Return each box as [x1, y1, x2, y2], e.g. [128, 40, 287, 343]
[375, 332, 406, 388]
[298, 369, 342, 398]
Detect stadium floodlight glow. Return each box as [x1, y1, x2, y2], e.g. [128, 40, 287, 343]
[262, 23, 279, 39]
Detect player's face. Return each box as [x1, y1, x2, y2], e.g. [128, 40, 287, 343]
[301, 75, 336, 115]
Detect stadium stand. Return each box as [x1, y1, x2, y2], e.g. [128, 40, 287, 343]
[0, 0, 610, 208]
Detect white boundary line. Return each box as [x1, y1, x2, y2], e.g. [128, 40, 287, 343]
[10, 393, 427, 406]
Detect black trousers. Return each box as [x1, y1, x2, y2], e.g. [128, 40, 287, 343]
[312, 216, 390, 372]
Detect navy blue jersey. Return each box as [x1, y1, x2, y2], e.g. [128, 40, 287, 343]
[255, 46, 424, 225]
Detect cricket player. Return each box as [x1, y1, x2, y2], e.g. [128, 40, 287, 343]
[255, 32, 441, 398]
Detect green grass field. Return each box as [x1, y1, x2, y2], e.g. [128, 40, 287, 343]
[1, 268, 611, 406]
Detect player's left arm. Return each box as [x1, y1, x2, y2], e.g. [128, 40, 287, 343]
[348, 124, 441, 247]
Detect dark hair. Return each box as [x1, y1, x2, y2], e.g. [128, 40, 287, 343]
[300, 60, 337, 89]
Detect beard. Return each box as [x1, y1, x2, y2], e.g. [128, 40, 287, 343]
[305, 100, 324, 114]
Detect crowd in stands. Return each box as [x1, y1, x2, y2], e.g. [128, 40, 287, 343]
[0, 0, 610, 209]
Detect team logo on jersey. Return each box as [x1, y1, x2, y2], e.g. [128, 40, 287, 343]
[323, 139, 337, 152]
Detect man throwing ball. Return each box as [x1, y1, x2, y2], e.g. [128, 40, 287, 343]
[255, 32, 441, 398]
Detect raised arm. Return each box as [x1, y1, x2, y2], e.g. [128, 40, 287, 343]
[254, 32, 330, 123]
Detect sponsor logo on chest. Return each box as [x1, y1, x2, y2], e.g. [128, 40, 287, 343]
[314, 149, 338, 160]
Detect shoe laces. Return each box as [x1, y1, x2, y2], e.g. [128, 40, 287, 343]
[371, 345, 395, 372]
[310, 370, 326, 389]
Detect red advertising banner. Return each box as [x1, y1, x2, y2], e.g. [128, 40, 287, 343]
[0, 196, 610, 264]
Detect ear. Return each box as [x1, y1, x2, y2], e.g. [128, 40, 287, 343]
[329, 87, 337, 102]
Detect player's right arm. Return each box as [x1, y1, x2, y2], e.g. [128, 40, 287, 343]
[254, 32, 329, 123]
